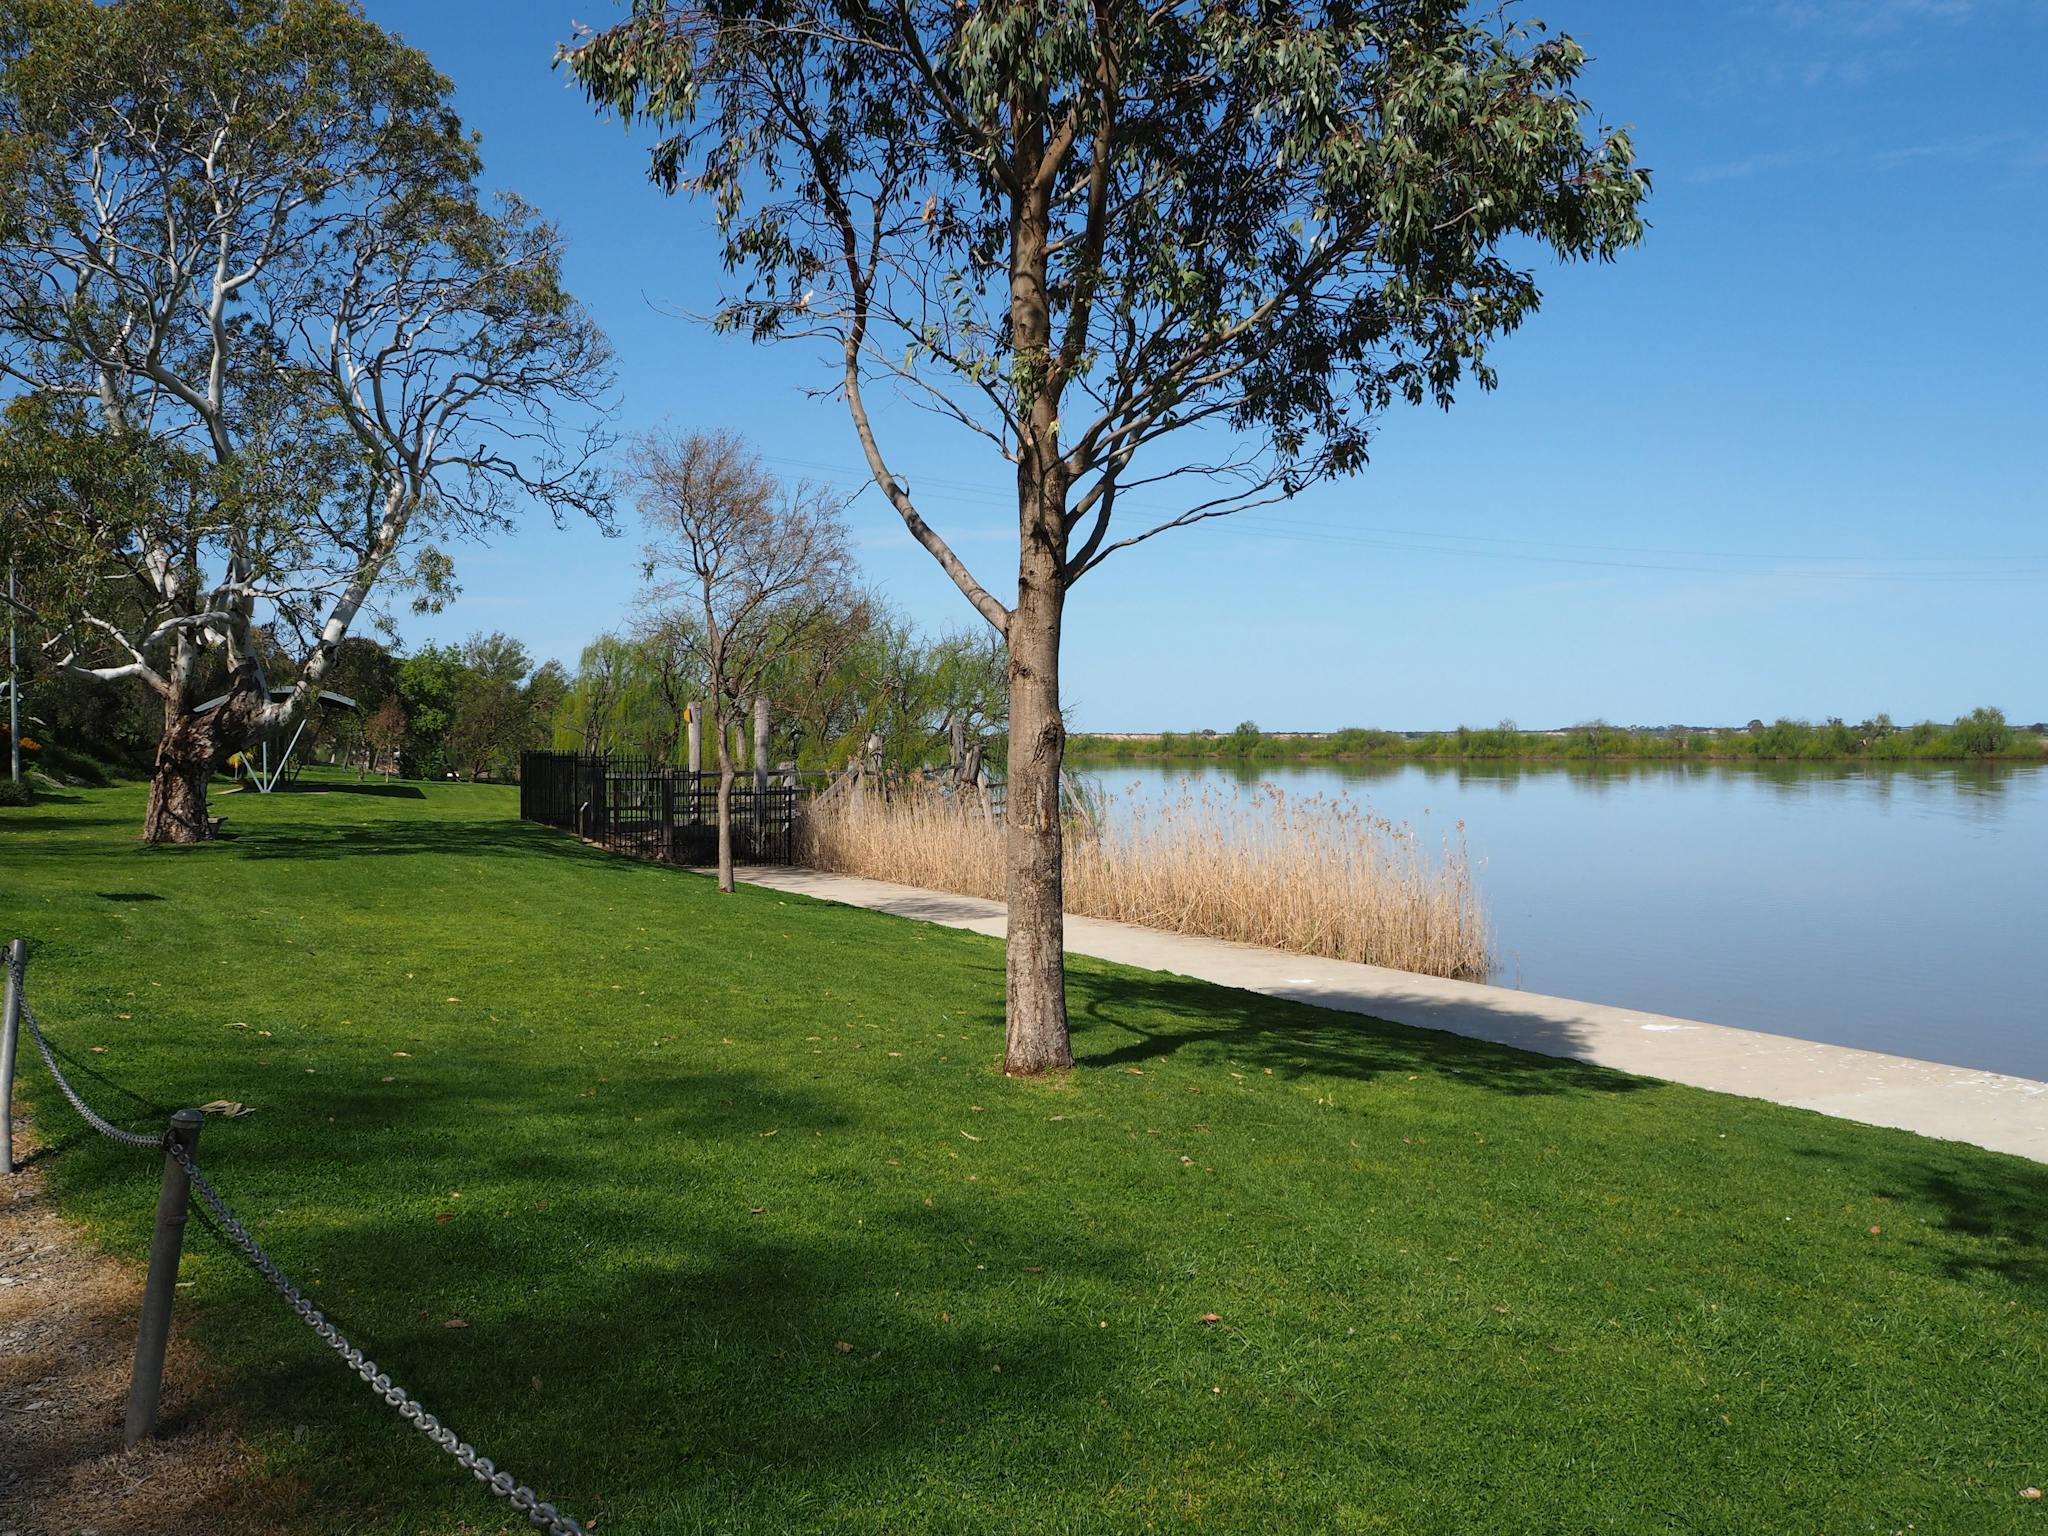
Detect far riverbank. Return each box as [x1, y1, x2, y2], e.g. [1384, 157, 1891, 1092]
[1070, 710, 2045, 766]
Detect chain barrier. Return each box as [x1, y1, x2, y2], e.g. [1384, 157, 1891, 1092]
[166, 1139, 585, 1536]
[19, 999, 166, 1150]
[16, 987, 585, 1535]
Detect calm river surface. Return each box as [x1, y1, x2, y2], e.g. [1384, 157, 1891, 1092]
[1068, 758, 2048, 1081]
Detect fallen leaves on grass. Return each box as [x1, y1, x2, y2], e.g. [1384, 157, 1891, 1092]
[834, 1341, 853, 1353]
[1201, 1313, 1222, 1324]
[960, 1131, 981, 1142]
[444, 1318, 468, 1329]
[198, 1101, 255, 1118]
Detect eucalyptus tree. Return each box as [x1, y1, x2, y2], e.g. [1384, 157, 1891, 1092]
[567, 2, 1649, 1071]
[628, 427, 856, 892]
[0, 0, 611, 840]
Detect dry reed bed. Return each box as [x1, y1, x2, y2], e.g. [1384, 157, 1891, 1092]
[797, 781, 1492, 980]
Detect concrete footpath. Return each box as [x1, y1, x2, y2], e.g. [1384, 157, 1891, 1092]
[726, 865, 2048, 1164]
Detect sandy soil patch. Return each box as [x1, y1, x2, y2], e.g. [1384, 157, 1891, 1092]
[0, 1123, 272, 1536]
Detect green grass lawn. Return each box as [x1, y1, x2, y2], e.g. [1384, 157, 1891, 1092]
[3, 773, 2044, 1534]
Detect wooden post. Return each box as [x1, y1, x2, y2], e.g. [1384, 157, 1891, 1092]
[125, 1108, 203, 1446]
[1, 939, 23, 1175]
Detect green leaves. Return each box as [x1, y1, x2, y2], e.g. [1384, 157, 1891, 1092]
[564, 3, 1647, 535]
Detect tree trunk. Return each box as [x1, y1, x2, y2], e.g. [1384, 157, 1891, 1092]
[140, 661, 264, 844]
[714, 701, 736, 893]
[142, 714, 214, 844]
[1003, 537, 1071, 1075]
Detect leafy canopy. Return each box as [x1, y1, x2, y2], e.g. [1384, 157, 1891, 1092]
[564, 2, 1649, 585]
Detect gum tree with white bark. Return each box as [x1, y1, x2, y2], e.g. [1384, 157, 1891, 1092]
[0, 0, 612, 840]
[565, 2, 1650, 1074]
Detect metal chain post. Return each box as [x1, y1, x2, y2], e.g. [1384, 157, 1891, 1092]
[125, 1107, 202, 1446]
[2, 939, 22, 1174]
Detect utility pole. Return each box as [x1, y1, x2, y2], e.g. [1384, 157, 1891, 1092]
[5, 565, 22, 786]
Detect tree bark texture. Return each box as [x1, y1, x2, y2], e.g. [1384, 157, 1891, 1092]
[1003, 565, 1070, 1073]
[713, 698, 736, 893]
[140, 661, 265, 844]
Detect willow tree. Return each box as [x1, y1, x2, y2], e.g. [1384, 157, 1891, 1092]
[0, 0, 611, 840]
[563, 3, 1648, 1073]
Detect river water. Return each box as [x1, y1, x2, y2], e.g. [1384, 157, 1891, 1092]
[1068, 758, 2048, 1081]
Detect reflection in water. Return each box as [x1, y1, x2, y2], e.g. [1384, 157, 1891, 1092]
[1069, 757, 2047, 1080]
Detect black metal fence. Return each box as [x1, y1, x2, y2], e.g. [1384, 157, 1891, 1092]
[518, 751, 799, 866]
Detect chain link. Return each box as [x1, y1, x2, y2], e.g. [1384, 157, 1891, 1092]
[166, 1140, 585, 1534]
[19, 1000, 166, 1150]
[15, 983, 583, 1534]
[161, 1136, 584, 1533]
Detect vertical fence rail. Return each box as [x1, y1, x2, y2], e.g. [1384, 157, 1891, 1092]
[518, 752, 800, 867]
[2, 937, 22, 1175]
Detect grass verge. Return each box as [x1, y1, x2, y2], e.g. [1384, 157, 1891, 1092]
[2, 771, 2044, 1534]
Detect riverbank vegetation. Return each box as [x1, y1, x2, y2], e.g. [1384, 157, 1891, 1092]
[3, 779, 2043, 1533]
[1071, 707, 2046, 765]
[800, 782, 1491, 980]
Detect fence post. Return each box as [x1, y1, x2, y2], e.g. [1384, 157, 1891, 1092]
[660, 767, 676, 861]
[1, 938, 22, 1175]
[124, 1107, 203, 1446]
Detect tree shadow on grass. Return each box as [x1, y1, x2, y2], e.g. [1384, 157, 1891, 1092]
[107, 1063, 1141, 1532]
[223, 817, 622, 866]
[1060, 964, 1656, 1099]
[1892, 1160, 2048, 1293]
[0, 811, 138, 834]
[274, 781, 426, 799]
[199, 1198, 1127, 1531]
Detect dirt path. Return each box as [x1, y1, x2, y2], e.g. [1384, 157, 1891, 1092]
[0, 1123, 266, 1536]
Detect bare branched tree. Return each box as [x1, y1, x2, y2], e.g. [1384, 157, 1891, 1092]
[629, 427, 858, 890]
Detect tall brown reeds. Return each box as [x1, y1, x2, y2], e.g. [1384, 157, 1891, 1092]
[797, 781, 1492, 980]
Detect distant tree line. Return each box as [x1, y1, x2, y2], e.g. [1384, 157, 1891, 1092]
[1070, 710, 2046, 765]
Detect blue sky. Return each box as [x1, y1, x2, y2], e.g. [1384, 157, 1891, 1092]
[363, 0, 2046, 731]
